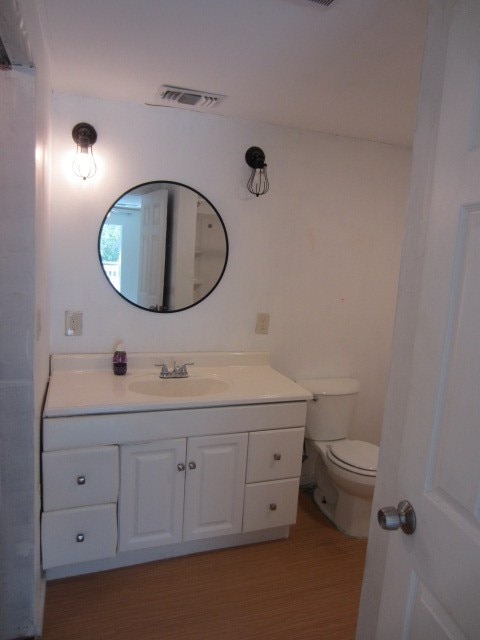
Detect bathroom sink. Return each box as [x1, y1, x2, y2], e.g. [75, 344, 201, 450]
[127, 374, 230, 398]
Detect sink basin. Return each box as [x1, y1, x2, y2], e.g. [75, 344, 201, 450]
[127, 374, 230, 398]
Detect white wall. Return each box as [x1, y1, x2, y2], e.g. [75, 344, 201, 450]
[0, 62, 51, 639]
[33, 51, 52, 639]
[0, 3, 53, 638]
[50, 92, 411, 445]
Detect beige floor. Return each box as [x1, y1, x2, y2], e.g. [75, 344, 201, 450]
[42, 490, 367, 640]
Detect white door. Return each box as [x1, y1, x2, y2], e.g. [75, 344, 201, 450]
[137, 188, 168, 309]
[183, 433, 248, 541]
[118, 439, 186, 551]
[370, 1, 480, 637]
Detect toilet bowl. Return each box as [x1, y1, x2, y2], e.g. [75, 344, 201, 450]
[312, 439, 378, 538]
[297, 378, 379, 538]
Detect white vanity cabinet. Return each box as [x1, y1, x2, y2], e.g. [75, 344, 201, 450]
[41, 405, 307, 577]
[118, 433, 248, 551]
[41, 352, 311, 578]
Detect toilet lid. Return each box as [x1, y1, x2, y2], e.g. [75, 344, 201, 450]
[328, 440, 379, 473]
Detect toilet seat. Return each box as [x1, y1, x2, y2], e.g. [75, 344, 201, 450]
[326, 440, 378, 477]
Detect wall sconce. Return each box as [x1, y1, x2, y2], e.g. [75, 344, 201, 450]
[245, 146, 269, 197]
[72, 122, 97, 180]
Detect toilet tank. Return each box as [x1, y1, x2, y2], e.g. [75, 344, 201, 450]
[297, 378, 360, 441]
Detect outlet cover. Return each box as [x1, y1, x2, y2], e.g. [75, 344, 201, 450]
[65, 311, 83, 336]
[255, 312, 270, 335]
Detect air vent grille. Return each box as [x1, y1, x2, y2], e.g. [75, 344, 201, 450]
[307, 0, 336, 6]
[147, 85, 227, 110]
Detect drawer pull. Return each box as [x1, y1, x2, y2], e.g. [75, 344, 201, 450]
[269, 503, 277, 511]
[188, 461, 197, 470]
[273, 453, 282, 461]
[76, 533, 85, 543]
[177, 463, 185, 472]
[77, 476, 86, 485]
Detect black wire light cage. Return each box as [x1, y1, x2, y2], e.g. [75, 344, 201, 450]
[245, 146, 269, 197]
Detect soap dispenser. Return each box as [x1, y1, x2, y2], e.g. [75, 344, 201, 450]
[113, 343, 127, 375]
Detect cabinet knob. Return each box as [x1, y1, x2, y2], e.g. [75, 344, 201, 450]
[77, 476, 86, 485]
[269, 503, 277, 511]
[177, 463, 185, 472]
[76, 533, 85, 543]
[273, 453, 282, 461]
[188, 461, 197, 470]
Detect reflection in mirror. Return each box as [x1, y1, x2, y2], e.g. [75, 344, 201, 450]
[99, 182, 228, 312]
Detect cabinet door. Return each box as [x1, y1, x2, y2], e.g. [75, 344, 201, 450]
[118, 439, 186, 551]
[183, 433, 248, 541]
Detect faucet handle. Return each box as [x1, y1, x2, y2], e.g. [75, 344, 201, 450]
[155, 363, 169, 375]
[178, 362, 194, 375]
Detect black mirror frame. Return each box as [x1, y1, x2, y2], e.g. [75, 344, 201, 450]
[98, 181, 229, 313]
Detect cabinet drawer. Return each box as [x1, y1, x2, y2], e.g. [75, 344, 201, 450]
[246, 427, 304, 483]
[41, 503, 117, 569]
[243, 478, 300, 532]
[43, 446, 119, 511]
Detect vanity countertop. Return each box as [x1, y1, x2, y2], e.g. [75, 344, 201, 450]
[44, 352, 312, 418]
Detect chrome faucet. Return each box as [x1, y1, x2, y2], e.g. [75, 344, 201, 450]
[155, 361, 194, 378]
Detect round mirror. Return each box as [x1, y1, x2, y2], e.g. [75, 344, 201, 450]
[98, 182, 228, 312]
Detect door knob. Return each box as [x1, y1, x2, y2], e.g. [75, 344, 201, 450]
[377, 500, 416, 535]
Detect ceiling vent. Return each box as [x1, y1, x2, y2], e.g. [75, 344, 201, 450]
[147, 85, 227, 111]
[306, 0, 336, 6]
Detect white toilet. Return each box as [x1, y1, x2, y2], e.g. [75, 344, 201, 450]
[298, 377, 379, 538]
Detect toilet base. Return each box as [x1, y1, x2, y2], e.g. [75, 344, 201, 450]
[313, 487, 336, 523]
[310, 442, 375, 539]
[313, 478, 373, 539]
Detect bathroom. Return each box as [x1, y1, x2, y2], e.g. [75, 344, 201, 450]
[0, 1, 434, 639]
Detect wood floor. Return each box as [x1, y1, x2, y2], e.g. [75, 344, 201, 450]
[42, 490, 367, 640]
